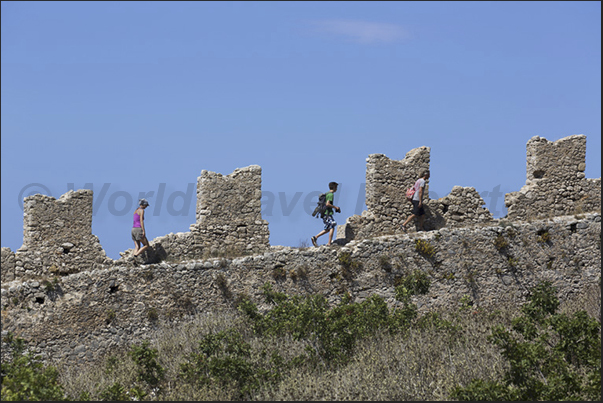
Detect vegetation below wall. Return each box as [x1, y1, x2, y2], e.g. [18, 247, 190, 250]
[2, 277, 600, 401]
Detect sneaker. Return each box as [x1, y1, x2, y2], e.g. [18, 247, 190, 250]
[311, 236, 318, 247]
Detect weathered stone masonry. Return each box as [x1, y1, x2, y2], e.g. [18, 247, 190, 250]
[116, 165, 270, 263]
[338, 145, 494, 241]
[193, 165, 270, 255]
[1, 134, 600, 368]
[505, 135, 601, 221]
[1, 190, 112, 282]
[1, 213, 600, 367]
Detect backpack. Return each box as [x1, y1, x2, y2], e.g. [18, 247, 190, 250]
[405, 186, 416, 202]
[312, 193, 327, 218]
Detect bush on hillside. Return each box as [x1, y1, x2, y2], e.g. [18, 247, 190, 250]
[450, 281, 601, 401]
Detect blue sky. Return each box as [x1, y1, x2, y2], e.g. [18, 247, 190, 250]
[2, 1, 601, 260]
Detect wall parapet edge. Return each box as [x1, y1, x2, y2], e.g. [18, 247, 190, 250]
[2, 134, 600, 282]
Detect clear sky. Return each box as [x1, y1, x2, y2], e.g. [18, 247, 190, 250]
[2, 1, 601, 260]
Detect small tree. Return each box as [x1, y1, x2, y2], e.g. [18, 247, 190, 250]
[1, 333, 67, 401]
[450, 281, 601, 401]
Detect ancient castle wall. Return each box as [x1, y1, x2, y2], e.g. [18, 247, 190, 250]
[365, 147, 431, 225]
[1, 213, 600, 367]
[192, 165, 270, 255]
[1, 248, 16, 283]
[338, 147, 494, 242]
[1, 134, 601, 368]
[116, 165, 271, 263]
[505, 135, 601, 220]
[5, 190, 112, 281]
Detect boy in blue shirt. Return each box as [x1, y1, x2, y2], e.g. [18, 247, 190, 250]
[311, 182, 341, 247]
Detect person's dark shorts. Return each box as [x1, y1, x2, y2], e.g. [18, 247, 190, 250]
[411, 200, 425, 216]
[131, 227, 144, 241]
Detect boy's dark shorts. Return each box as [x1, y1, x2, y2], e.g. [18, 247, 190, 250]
[411, 200, 425, 216]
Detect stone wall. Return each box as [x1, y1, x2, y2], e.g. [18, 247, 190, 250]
[505, 135, 601, 220]
[338, 147, 494, 242]
[1, 213, 600, 367]
[1, 133, 601, 369]
[1, 248, 16, 283]
[425, 186, 494, 229]
[118, 165, 271, 263]
[366, 148, 431, 226]
[120, 231, 197, 264]
[192, 165, 270, 255]
[6, 190, 112, 280]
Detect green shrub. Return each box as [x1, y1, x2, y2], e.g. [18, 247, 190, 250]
[493, 234, 509, 251]
[1, 333, 67, 401]
[415, 239, 436, 259]
[236, 282, 428, 366]
[450, 281, 601, 401]
[128, 340, 165, 388]
[459, 294, 473, 311]
[98, 382, 130, 401]
[378, 254, 392, 271]
[396, 269, 430, 296]
[338, 252, 361, 270]
[179, 329, 280, 399]
[147, 307, 159, 321]
[272, 266, 286, 280]
[105, 309, 116, 325]
[537, 230, 551, 245]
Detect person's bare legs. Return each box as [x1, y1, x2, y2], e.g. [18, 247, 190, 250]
[133, 240, 140, 256]
[417, 214, 426, 231]
[315, 230, 328, 239]
[402, 214, 415, 231]
[134, 237, 149, 256]
[312, 229, 327, 246]
[313, 227, 336, 246]
[326, 228, 335, 246]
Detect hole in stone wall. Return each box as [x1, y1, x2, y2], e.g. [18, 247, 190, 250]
[109, 285, 119, 294]
[62, 248, 70, 254]
[570, 223, 577, 233]
[533, 170, 545, 179]
[442, 205, 449, 214]
[35, 296, 45, 304]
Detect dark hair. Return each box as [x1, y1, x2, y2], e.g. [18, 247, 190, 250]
[328, 182, 338, 190]
[421, 170, 430, 178]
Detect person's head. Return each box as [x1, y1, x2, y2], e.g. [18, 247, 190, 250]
[139, 199, 149, 208]
[328, 182, 339, 192]
[421, 170, 430, 180]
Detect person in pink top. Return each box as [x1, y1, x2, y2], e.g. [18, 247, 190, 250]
[402, 170, 430, 232]
[132, 198, 150, 256]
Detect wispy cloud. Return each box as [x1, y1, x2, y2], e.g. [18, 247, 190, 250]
[309, 19, 409, 44]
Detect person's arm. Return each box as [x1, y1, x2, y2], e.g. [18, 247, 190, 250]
[326, 200, 340, 213]
[139, 209, 146, 236]
[418, 182, 424, 206]
[326, 194, 341, 212]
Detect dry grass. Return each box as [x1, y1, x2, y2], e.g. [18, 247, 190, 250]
[253, 319, 508, 401]
[560, 282, 601, 324]
[56, 287, 599, 401]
